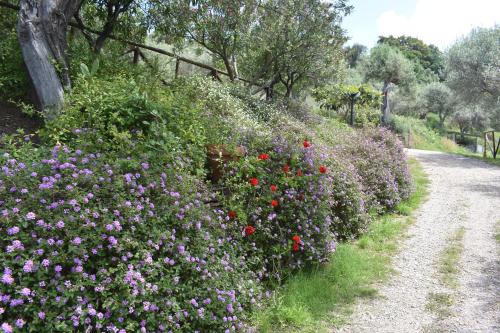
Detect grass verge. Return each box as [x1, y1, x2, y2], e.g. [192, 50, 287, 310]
[252, 158, 430, 332]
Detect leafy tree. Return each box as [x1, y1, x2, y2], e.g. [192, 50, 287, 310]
[151, 0, 259, 81]
[344, 43, 367, 68]
[420, 82, 457, 127]
[378, 35, 444, 79]
[363, 44, 415, 124]
[313, 83, 381, 112]
[241, 0, 351, 98]
[445, 26, 500, 130]
[75, 0, 145, 54]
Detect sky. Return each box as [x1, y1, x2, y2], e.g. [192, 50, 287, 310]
[342, 0, 500, 50]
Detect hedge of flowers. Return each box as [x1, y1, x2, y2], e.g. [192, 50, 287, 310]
[0, 76, 413, 332]
[335, 127, 412, 212]
[220, 138, 336, 282]
[0, 142, 264, 332]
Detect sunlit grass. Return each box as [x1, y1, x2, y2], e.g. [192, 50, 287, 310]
[252, 158, 429, 332]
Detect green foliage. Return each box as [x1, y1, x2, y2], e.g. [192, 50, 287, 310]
[253, 158, 429, 332]
[240, 0, 351, 96]
[344, 44, 367, 68]
[43, 75, 209, 175]
[0, 7, 29, 100]
[445, 26, 500, 130]
[313, 84, 381, 124]
[363, 44, 416, 87]
[420, 82, 457, 126]
[378, 35, 444, 80]
[390, 115, 467, 153]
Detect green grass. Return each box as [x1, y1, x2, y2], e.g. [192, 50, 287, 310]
[252, 158, 429, 332]
[425, 292, 454, 318]
[392, 115, 500, 167]
[438, 227, 465, 288]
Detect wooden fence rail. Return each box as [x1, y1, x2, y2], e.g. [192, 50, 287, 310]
[483, 130, 499, 159]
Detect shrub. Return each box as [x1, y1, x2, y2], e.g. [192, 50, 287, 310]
[339, 127, 412, 211]
[43, 75, 208, 175]
[0, 141, 263, 332]
[221, 137, 336, 283]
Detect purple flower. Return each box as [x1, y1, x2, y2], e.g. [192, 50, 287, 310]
[72, 237, 82, 246]
[56, 221, 65, 229]
[25, 212, 36, 220]
[20, 288, 31, 296]
[226, 303, 234, 313]
[1, 322, 13, 333]
[108, 236, 118, 246]
[6, 227, 19, 235]
[15, 319, 24, 328]
[178, 245, 185, 254]
[38, 312, 45, 320]
[1, 273, 14, 285]
[23, 260, 34, 273]
[42, 259, 50, 267]
[55, 265, 62, 273]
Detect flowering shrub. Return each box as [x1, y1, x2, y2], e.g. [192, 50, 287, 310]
[0, 142, 263, 332]
[221, 137, 336, 282]
[339, 127, 412, 211]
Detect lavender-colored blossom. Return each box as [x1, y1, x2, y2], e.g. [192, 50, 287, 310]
[1, 322, 13, 333]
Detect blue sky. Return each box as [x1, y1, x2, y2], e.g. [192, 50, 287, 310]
[342, 0, 500, 50]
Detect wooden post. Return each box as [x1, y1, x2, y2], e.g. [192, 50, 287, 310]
[484, 132, 487, 158]
[133, 47, 139, 64]
[493, 132, 497, 159]
[175, 58, 180, 79]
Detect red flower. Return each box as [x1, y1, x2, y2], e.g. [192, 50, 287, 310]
[292, 242, 299, 251]
[282, 165, 290, 173]
[249, 178, 259, 186]
[303, 140, 311, 148]
[228, 210, 237, 219]
[258, 153, 269, 160]
[271, 199, 279, 207]
[292, 235, 301, 243]
[270, 184, 277, 192]
[296, 170, 303, 177]
[319, 165, 327, 174]
[244, 225, 255, 236]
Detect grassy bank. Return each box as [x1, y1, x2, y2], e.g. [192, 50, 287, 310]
[392, 115, 500, 167]
[252, 158, 429, 332]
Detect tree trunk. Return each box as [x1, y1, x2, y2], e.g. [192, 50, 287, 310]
[17, 0, 82, 119]
[381, 81, 391, 125]
[222, 56, 235, 81]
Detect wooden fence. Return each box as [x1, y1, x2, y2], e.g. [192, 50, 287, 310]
[483, 130, 499, 159]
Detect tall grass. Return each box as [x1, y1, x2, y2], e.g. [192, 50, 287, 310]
[252, 158, 429, 332]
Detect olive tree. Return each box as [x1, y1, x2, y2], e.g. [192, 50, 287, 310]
[363, 44, 415, 124]
[17, 0, 83, 119]
[420, 82, 457, 127]
[446, 27, 500, 129]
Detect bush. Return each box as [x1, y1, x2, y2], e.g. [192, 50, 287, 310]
[0, 141, 263, 332]
[0, 9, 30, 100]
[221, 138, 336, 282]
[43, 75, 208, 175]
[338, 127, 412, 211]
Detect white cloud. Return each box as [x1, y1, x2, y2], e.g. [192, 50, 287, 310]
[376, 0, 500, 49]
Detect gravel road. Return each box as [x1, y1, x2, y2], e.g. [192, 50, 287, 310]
[334, 149, 500, 333]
